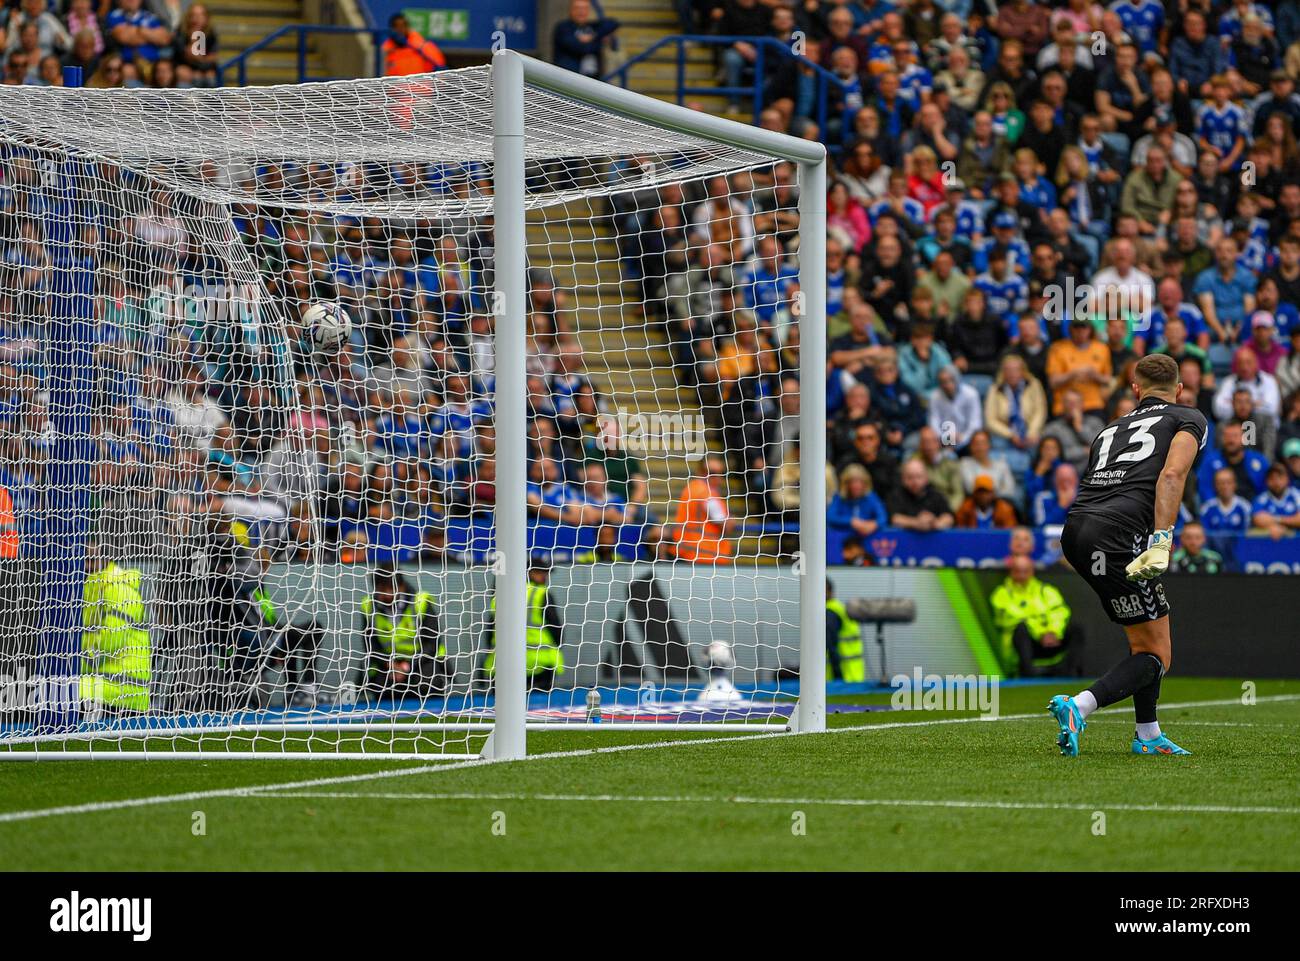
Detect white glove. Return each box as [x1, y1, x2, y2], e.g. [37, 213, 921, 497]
[1125, 528, 1173, 581]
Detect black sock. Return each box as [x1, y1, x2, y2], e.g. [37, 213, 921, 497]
[1133, 669, 1163, 726]
[1087, 653, 1163, 710]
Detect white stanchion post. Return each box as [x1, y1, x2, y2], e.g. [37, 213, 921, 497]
[490, 50, 528, 760]
[797, 156, 827, 734]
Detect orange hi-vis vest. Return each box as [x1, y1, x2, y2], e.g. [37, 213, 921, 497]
[672, 477, 734, 564]
[0, 486, 17, 559]
[382, 31, 447, 76]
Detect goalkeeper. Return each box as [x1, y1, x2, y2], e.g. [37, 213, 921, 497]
[361, 566, 447, 701]
[1051, 354, 1207, 758]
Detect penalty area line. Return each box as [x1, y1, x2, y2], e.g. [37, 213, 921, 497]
[0, 693, 1294, 826]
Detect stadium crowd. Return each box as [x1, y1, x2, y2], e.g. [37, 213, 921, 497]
[0, 0, 219, 89]
[2, 0, 1300, 577]
[650, 0, 1300, 567]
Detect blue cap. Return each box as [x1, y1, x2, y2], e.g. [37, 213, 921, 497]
[992, 211, 1018, 230]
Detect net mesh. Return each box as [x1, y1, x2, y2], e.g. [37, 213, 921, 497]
[0, 67, 806, 757]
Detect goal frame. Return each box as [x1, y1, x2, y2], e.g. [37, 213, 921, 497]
[488, 52, 827, 759]
[1, 51, 827, 761]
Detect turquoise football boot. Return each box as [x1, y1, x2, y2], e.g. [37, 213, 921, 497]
[1047, 694, 1086, 757]
[1132, 733, 1191, 756]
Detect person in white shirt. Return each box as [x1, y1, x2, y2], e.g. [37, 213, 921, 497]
[928, 364, 983, 449]
[1089, 238, 1155, 321]
[1213, 346, 1281, 425]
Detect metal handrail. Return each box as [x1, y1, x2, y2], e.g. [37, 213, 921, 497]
[217, 24, 390, 87]
[602, 34, 851, 149]
[218, 27, 849, 153]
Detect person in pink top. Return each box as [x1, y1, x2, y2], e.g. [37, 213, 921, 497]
[1244, 311, 1288, 375]
[828, 179, 872, 253]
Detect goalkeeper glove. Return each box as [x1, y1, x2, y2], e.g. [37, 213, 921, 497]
[1125, 527, 1173, 581]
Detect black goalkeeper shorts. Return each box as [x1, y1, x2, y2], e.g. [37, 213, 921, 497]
[1061, 512, 1171, 626]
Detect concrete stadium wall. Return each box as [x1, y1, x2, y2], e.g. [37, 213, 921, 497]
[262, 562, 981, 690]
[260, 562, 979, 690]
[0, 561, 980, 696]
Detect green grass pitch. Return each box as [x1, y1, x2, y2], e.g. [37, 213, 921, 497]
[2, 678, 1297, 871]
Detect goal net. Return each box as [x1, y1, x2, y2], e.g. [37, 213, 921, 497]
[0, 54, 825, 759]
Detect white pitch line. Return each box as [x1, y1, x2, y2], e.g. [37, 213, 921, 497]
[1082, 720, 1273, 727]
[260, 790, 1300, 817]
[0, 693, 1295, 826]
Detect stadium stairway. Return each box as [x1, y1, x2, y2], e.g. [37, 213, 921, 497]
[214, 0, 326, 85]
[526, 208, 689, 514]
[601, 0, 728, 114]
[519, 5, 776, 559]
[527, 200, 779, 562]
[217, 0, 769, 554]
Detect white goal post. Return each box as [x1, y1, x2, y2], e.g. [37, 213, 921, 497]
[0, 50, 826, 760]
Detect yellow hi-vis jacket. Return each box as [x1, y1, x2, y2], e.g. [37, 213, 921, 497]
[81, 562, 150, 712]
[361, 591, 442, 659]
[989, 576, 1071, 670]
[485, 583, 564, 677]
[826, 597, 865, 682]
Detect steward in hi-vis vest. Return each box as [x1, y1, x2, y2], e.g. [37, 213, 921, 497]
[825, 579, 865, 683]
[989, 555, 1082, 677]
[361, 566, 446, 700]
[81, 548, 151, 713]
[479, 557, 565, 693]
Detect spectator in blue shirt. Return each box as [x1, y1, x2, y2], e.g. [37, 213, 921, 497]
[869, 352, 925, 448]
[973, 209, 1031, 274]
[553, 0, 619, 79]
[1110, 0, 1165, 58]
[527, 456, 586, 525]
[1196, 74, 1249, 172]
[372, 392, 430, 462]
[1193, 236, 1258, 344]
[1197, 420, 1270, 502]
[1219, 0, 1274, 43]
[857, 0, 897, 36]
[106, 0, 173, 72]
[1251, 463, 1300, 537]
[1199, 466, 1254, 533]
[1168, 10, 1220, 98]
[897, 321, 953, 398]
[572, 460, 629, 561]
[828, 463, 888, 551]
[741, 234, 799, 326]
[1142, 280, 1210, 353]
[974, 246, 1029, 324]
[1032, 461, 1079, 526]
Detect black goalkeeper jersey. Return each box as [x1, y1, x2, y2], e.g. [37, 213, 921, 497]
[1068, 395, 1208, 527]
